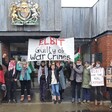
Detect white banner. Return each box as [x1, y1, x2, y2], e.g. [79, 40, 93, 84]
[90, 68, 104, 86]
[28, 37, 74, 61]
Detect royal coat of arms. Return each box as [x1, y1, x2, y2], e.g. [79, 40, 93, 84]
[10, 0, 40, 25]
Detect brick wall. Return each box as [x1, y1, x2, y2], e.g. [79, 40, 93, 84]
[91, 35, 112, 68]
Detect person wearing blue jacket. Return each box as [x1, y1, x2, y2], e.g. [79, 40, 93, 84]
[16, 61, 32, 102]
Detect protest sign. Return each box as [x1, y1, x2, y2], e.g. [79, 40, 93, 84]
[106, 75, 112, 87]
[90, 68, 104, 86]
[28, 37, 74, 61]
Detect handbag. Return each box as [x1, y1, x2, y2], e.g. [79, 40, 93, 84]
[1, 84, 6, 91]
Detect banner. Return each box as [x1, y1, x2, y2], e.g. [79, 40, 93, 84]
[90, 68, 104, 86]
[106, 75, 112, 88]
[28, 37, 74, 61]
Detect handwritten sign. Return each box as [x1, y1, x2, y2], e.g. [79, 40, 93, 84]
[90, 68, 104, 86]
[28, 37, 74, 61]
[106, 75, 112, 87]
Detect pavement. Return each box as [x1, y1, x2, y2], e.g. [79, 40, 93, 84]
[0, 80, 112, 112]
[0, 102, 111, 112]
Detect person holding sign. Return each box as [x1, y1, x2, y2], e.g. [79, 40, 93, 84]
[73, 59, 84, 103]
[106, 60, 112, 109]
[38, 61, 48, 102]
[82, 61, 91, 103]
[90, 61, 105, 105]
[7, 58, 17, 103]
[47, 62, 62, 104]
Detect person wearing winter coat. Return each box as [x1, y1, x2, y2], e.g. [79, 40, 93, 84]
[106, 60, 112, 109]
[82, 61, 91, 103]
[0, 64, 5, 102]
[72, 59, 84, 103]
[59, 62, 66, 100]
[16, 61, 32, 102]
[38, 61, 48, 102]
[6, 58, 17, 103]
[91, 61, 105, 105]
[48, 62, 62, 104]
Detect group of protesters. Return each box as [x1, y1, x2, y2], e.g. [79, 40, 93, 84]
[1, 53, 112, 108]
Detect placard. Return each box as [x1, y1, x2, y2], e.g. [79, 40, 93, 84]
[28, 37, 74, 61]
[106, 75, 112, 87]
[90, 68, 104, 86]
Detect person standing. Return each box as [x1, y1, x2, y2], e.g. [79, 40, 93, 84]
[48, 62, 62, 104]
[38, 61, 48, 102]
[91, 61, 105, 105]
[72, 59, 84, 103]
[106, 60, 112, 109]
[16, 61, 32, 102]
[6, 58, 17, 103]
[0, 65, 6, 103]
[82, 62, 92, 103]
[59, 62, 66, 100]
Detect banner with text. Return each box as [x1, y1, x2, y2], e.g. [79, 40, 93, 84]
[106, 75, 112, 88]
[90, 68, 104, 86]
[28, 37, 74, 61]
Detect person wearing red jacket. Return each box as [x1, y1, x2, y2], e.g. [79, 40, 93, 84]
[0, 70, 5, 84]
[0, 64, 5, 103]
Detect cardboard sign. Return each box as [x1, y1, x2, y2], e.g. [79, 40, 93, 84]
[28, 37, 74, 61]
[90, 68, 104, 86]
[106, 75, 112, 87]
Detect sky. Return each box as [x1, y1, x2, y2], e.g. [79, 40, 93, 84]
[61, 0, 99, 7]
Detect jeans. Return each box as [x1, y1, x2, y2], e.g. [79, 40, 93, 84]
[20, 80, 31, 95]
[82, 88, 90, 101]
[51, 84, 60, 96]
[71, 80, 82, 99]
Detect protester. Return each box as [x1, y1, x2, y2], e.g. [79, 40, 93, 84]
[2, 53, 8, 69]
[38, 61, 48, 102]
[106, 60, 112, 109]
[82, 61, 91, 103]
[59, 61, 66, 100]
[48, 62, 62, 104]
[29, 61, 35, 87]
[0, 64, 6, 103]
[72, 59, 83, 103]
[69, 62, 75, 103]
[6, 58, 17, 103]
[64, 60, 72, 81]
[91, 61, 105, 105]
[16, 61, 32, 102]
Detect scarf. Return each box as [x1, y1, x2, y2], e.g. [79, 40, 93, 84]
[8, 61, 16, 76]
[21, 68, 27, 79]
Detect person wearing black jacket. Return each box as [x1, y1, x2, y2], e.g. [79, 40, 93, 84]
[2, 53, 8, 69]
[48, 62, 62, 104]
[6, 58, 17, 103]
[106, 60, 112, 109]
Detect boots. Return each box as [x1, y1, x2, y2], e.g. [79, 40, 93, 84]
[95, 100, 97, 105]
[20, 95, 24, 102]
[27, 95, 31, 102]
[99, 101, 103, 105]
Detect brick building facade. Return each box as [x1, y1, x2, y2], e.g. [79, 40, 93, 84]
[91, 34, 112, 68]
